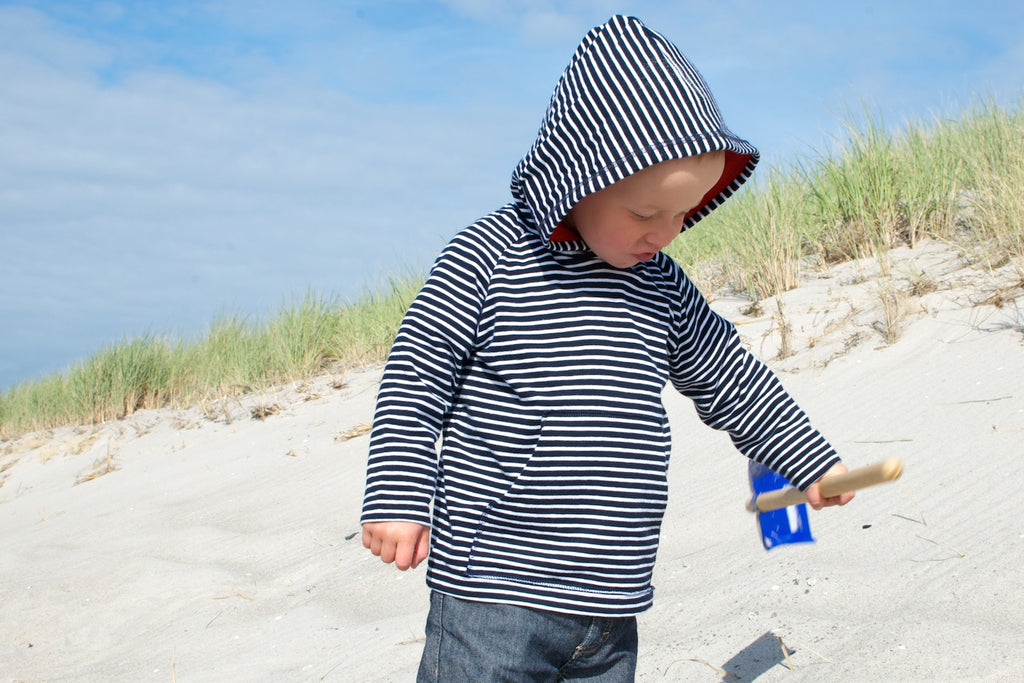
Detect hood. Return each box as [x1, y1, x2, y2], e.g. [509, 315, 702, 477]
[510, 15, 759, 251]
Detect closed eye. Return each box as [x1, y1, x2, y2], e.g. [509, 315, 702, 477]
[630, 209, 694, 222]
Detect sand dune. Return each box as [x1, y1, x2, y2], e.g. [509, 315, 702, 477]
[2, 240, 1022, 681]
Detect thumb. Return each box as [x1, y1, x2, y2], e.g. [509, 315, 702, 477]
[412, 527, 431, 568]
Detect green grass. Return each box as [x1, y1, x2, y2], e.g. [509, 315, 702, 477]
[667, 95, 1024, 298]
[3, 96, 1023, 440]
[0, 277, 421, 438]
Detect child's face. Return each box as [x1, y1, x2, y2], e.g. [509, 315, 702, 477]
[566, 152, 726, 269]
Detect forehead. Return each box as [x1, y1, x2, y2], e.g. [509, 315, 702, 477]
[608, 153, 725, 201]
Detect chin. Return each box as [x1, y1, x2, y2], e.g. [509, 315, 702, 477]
[596, 253, 649, 269]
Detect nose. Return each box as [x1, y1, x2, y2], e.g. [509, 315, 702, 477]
[643, 220, 680, 251]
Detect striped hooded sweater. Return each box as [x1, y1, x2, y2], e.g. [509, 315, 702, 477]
[361, 15, 840, 617]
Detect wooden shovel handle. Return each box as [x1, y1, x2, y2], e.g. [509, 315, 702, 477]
[753, 457, 903, 512]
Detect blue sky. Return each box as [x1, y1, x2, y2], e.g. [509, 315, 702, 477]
[2, 0, 1022, 391]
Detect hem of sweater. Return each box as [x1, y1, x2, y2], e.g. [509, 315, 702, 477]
[425, 570, 654, 618]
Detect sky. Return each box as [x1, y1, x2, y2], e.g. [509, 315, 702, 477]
[2, 0, 1023, 391]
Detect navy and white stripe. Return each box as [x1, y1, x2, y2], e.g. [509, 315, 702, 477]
[361, 16, 839, 617]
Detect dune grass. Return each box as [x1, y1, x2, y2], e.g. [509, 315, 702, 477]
[2, 96, 1023, 440]
[667, 95, 1024, 298]
[0, 276, 422, 438]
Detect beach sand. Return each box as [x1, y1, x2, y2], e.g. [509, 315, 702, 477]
[2, 240, 1022, 681]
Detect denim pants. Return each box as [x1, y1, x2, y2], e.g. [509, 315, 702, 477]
[417, 591, 638, 682]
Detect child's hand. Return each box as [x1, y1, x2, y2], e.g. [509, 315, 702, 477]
[362, 521, 430, 570]
[804, 463, 855, 510]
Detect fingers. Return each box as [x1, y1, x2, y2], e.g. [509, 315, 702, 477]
[393, 525, 430, 570]
[393, 533, 415, 570]
[413, 527, 431, 568]
[361, 522, 430, 571]
[805, 484, 828, 510]
[805, 484, 855, 510]
[827, 490, 855, 507]
[806, 462, 855, 510]
[363, 523, 400, 564]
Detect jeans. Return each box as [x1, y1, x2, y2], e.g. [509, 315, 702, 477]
[417, 591, 638, 682]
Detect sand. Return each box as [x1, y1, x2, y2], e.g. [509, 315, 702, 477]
[2, 239, 1023, 682]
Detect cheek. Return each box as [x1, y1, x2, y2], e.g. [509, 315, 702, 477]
[614, 223, 647, 248]
[594, 221, 634, 250]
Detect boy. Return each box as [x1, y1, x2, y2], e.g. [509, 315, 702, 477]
[361, 15, 852, 681]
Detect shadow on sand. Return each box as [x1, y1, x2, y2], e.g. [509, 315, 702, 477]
[719, 631, 793, 681]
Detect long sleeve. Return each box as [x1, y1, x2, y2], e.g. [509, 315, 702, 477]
[668, 274, 839, 490]
[360, 223, 500, 526]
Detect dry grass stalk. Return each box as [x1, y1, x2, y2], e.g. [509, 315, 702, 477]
[898, 481, 927, 526]
[336, 422, 373, 441]
[806, 302, 858, 350]
[791, 640, 834, 663]
[395, 635, 427, 645]
[250, 403, 281, 420]
[778, 635, 795, 671]
[75, 443, 118, 485]
[916, 534, 966, 559]
[902, 267, 939, 297]
[664, 658, 739, 679]
[213, 592, 255, 601]
[774, 298, 793, 359]
[220, 397, 233, 425]
[875, 278, 908, 345]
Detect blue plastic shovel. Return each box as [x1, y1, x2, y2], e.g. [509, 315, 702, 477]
[749, 458, 904, 550]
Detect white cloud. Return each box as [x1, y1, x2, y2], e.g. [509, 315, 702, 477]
[2, 0, 1023, 389]
[0, 5, 112, 74]
[0, 4, 543, 387]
